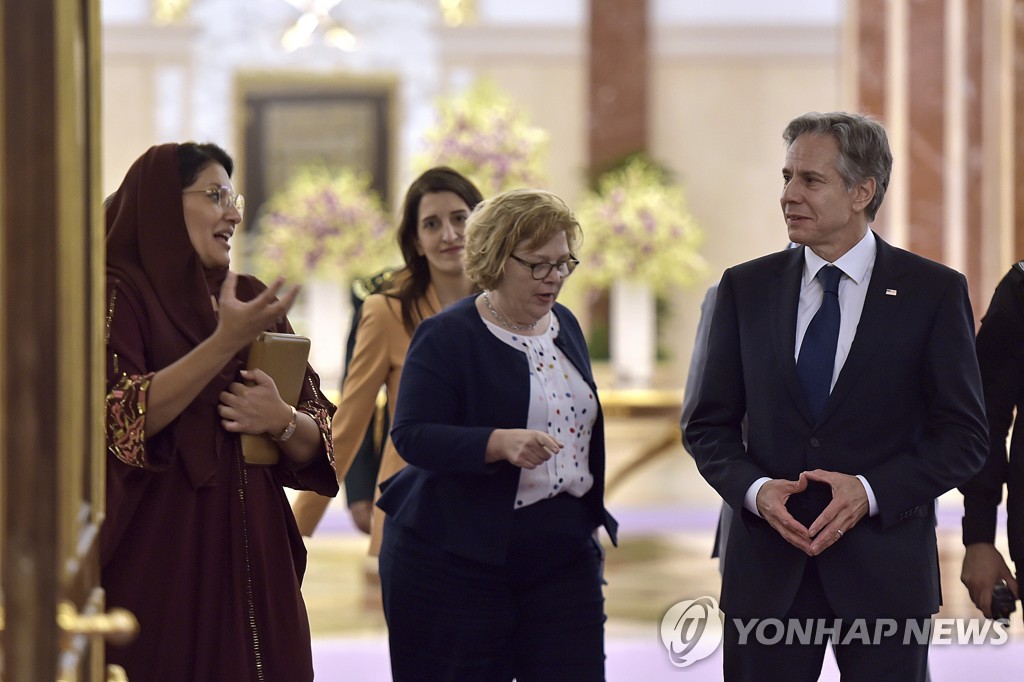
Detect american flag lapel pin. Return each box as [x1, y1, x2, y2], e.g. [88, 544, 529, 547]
[885, 288, 897, 296]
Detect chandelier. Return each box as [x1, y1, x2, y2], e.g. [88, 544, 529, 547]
[281, 0, 357, 52]
[153, 0, 477, 34]
[439, 0, 475, 27]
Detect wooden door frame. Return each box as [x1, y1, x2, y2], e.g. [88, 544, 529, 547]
[1, 0, 104, 678]
[2, 0, 62, 675]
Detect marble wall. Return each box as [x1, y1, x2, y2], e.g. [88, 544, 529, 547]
[848, 0, 1024, 316]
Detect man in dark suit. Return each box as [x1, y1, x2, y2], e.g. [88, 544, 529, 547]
[681, 244, 797, 575]
[686, 111, 987, 681]
[680, 283, 732, 574]
[960, 262, 1024, 618]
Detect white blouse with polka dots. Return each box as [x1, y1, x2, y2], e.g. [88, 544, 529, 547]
[481, 312, 597, 509]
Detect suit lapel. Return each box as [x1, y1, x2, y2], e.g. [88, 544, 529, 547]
[768, 247, 813, 421]
[817, 234, 906, 423]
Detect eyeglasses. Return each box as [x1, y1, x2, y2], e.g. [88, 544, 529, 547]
[183, 186, 245, 216]
[509, 254, 580, 280]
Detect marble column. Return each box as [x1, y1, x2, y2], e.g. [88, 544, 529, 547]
[847, 0, 1024, 317]
[905, 0, 946, 264]
[588, 0, 648, 179]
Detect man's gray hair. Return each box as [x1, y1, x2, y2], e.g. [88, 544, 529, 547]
[783, 112, 893, 222]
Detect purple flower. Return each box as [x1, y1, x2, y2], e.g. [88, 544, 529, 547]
[640, 209, 656, 234]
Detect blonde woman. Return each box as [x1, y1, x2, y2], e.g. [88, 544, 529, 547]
[378, 189, 617, 681]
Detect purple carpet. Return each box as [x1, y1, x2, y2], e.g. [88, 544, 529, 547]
[313, 501, 725, 538]
[312, 634, 1024, 680]
[314, 500, 969, 538]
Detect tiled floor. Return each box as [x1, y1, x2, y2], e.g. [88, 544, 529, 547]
[299, 413, 1024, 680]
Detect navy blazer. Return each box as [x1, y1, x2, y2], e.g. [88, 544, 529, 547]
[687, 234, 987, 619]
[379, 296, 618, 566]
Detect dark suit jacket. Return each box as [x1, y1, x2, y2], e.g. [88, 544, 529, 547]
[960, 262, 1024, 564]
[379, 297, 618, 566]
[680, 284, 734, 567]
[686, 234, 987, 619]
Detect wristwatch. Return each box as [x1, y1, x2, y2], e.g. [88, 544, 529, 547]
[272, 405, 297, 443]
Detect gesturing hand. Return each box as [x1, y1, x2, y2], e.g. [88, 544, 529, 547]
[804, 469, 869, 556]
[486, 429, 563, 469]
[218, 369, 292, 436]
[756, 474, 813, 554]
[214, 272, 301, 353]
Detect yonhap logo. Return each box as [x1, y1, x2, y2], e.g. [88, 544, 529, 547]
[659, 596, 724, 667]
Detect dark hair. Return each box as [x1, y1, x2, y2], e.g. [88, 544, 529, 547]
[783, 112, 892, 222]
[390, 167, 484, 335]
[176, 142, 234, 188]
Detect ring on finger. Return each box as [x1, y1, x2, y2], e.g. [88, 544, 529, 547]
[835, 528, 844, 538]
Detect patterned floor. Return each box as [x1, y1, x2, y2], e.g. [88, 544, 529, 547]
[300, 414, 1024, 680]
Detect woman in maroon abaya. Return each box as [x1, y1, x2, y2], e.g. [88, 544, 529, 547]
[103, 142, 338, 680]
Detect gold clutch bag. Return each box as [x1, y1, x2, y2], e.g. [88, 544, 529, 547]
[240, 332, 311, 466]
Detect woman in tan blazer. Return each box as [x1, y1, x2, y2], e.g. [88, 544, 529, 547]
[292, 167, 483, 556]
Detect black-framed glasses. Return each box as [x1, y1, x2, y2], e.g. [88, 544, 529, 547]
[183, 185, 245, 216]
[509, 254, 580, 280]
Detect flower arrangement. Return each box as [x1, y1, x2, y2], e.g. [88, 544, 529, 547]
[249, 166, 397, 283]
[415, 79, 549, 197]
[574, 155, 705, 293]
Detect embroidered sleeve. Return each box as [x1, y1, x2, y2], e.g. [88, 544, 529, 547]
[276, 373, 339, 495]
[301, 400, 335, 467]
[106, 373, 155, 468]
[301, 375, 336, 470]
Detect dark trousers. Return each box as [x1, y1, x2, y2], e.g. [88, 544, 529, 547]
[723, 560, 929, 682]
[379, 494, 606, 681]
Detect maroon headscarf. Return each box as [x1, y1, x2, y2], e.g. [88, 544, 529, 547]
[105, 143, 247, 488]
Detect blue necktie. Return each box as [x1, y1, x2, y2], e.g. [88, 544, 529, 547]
[797, 265, 843, 420]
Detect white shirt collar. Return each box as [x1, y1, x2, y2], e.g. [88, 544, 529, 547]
[802, 229, 876, 286]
